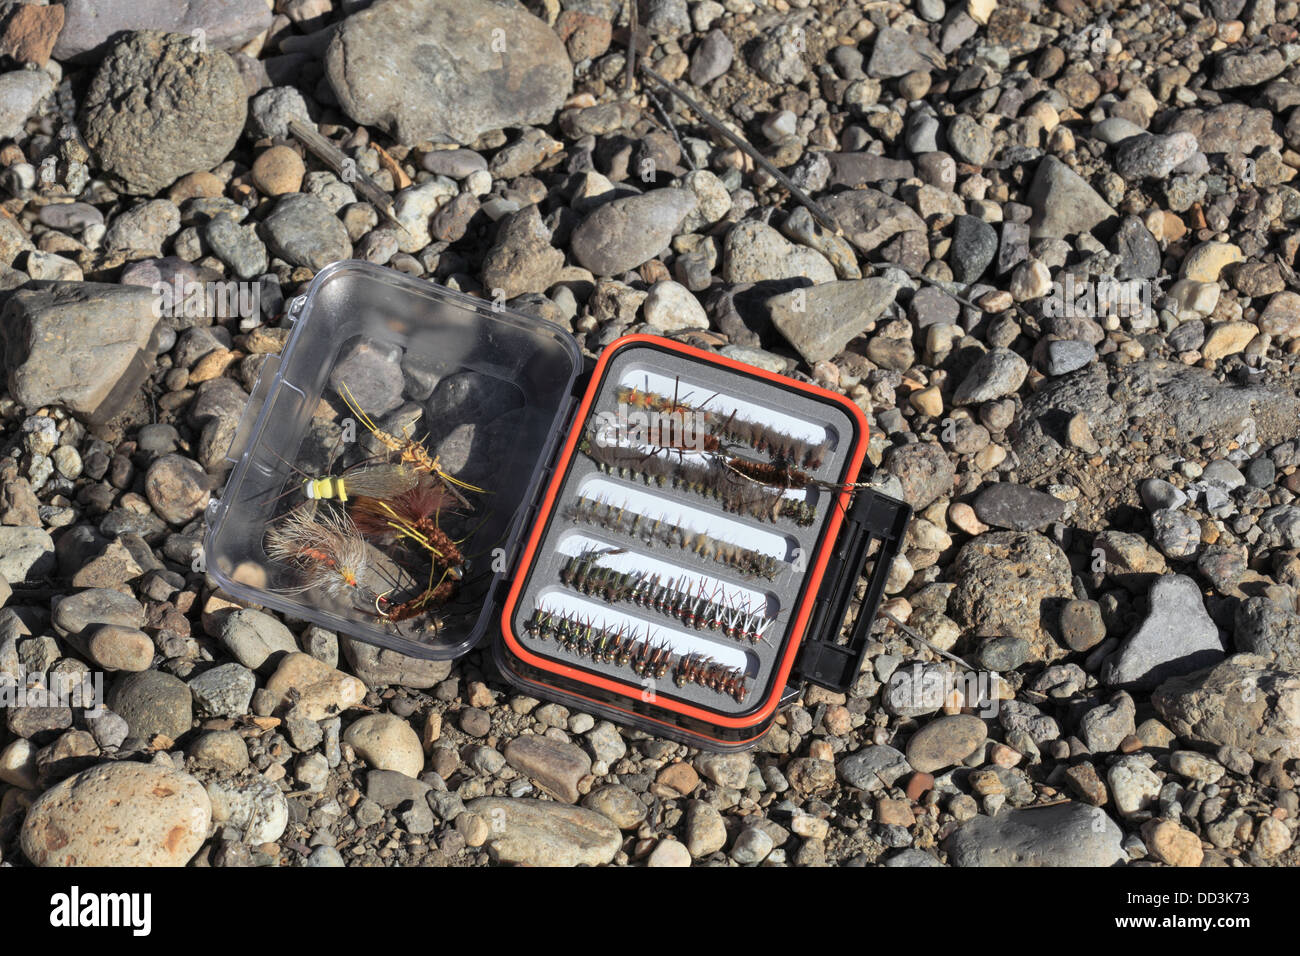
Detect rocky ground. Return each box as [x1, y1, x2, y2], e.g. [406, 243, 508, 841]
[0, 0, 1299, 868]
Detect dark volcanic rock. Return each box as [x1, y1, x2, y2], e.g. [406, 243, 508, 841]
[973, 483, 1066, 531]
[1011, 361, 1300, 476]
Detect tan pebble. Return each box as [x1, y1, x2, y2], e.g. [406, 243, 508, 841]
[990, 743, 1021, 768]
[421, 712, 442, 751]
[243, 326, 289, 354]
[468, 681, 495, 708]
[1067, 412, 1100, 453]
[898, 70, 931, 100]
[812, 360, 840, 389]
[791, 812, 831, 839]
[168, 170, 224, 203]
[343, 713, 424, 777]
[978, 290, 1014, 312]
[967, 0, 996, 24]
[251, 146, 306, 197]
[884, 552, 913, 593]
[1010, 259, 1052, 301]
[1119, 339, 1145, 359]
[1182, 241, 1243, 282]
[1049, 126, 1075, 152]
[86, 624, 154, 672]
[910, 385, 943, 417]
[1161, 211, 1187, 242]
[880, 597, 911, 621]
[824, 705, 853, 736]
[1253, 817, 1292, 857]
[1024, 100, 1059, 133]
[876, 797, 915, 826]
[948, 501, 989, 535]
[973, 443, 1006, 471]
[1144, 210, 1165, 241]
[0, 739, 39, 788]
[1142, 819, 1204, 867]
[189, 348, 239, 383]
[922, 499, 948, 526]
[1201, 321, 1259, 361]
[808, 739, 834, 762]
[456, 810, 490, 847]
[647, 839, 692, 867]
[657, 761, 699, 795]
[264, 653, 367, 721]
[1259, 291, 1300, 340]
[1167, 279, 1221, 321]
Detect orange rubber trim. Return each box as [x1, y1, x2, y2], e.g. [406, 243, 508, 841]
[499, 334, 870, 732]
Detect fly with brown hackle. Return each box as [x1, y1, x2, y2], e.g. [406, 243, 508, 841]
[261, 382, 496, 629]
[579, 434, 817, 526]
[614, 382, 832, 469]
[523, 602, 752, 702]
[264, 506, 375, 600]
[565, 494, 782, 581]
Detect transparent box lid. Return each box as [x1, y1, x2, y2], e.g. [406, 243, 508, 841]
[204, 261, 582, 660]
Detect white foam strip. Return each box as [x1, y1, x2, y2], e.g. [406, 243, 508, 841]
[554, 530, 779, 615]
[574, 476, 794, 559]
[533, 590, 755, 673]
[619, 366, 832, 446]
[582, 434, 816, 504]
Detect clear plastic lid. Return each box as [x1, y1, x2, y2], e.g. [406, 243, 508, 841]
[204, 261, 582, 660]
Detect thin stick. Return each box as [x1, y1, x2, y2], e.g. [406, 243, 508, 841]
[287, 119, 411, 241]
[636, 63, 843, 236]
[646, 87, 697, 172]
[878, 608, 977, 673]
[625, 0, 638, 94]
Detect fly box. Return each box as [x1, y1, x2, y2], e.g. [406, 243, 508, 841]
[204, 260, 910, 752]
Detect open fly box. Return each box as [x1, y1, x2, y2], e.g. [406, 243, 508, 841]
[204, 261, 910, 751]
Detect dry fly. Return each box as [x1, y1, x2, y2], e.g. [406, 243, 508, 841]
[265, 507, 370, 597]
[349, 480, 474, 623]
[338, 381, 485, 508]
[615, 383, 831, 468]
[302, 462, 422, 502]
[721, 453, 876, 504]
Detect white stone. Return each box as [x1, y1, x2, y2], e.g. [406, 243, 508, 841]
[642, 280, 709, 331]
[1164, 279, 1220, 322]
[0, 738, 38, 789]
[1010, 259, 1052, 301]
[393, 178, 457, 251]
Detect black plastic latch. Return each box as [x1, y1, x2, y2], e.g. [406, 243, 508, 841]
[794, 489, 912, 693]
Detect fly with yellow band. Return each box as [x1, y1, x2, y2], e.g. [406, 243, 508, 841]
[301, 461, 421, 502]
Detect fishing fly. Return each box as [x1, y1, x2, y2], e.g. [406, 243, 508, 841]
[337, 381, 487, 509]
[264, 507, 372, 599]
[301, 461, 421, 502]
